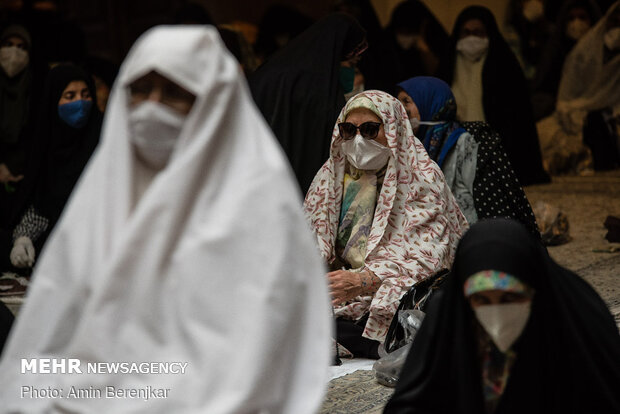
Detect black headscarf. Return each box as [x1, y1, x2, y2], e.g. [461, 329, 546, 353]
[387, 0, 449, 63]
[533, 0, 602, 97]
[253, 5, 314, 63]
[384, 218, 620, 414]
[11, 63, 102, 248]
[506, 0, 555, 68]
[249, 13, 366, 194]
[437, 6, 550, 186]
[332, 0, 401, 93]
[0, 24, 33, 174]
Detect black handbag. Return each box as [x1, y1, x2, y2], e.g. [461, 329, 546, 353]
[383, 269, 449, 353]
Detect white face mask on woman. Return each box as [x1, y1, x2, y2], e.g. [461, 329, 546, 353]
[0, 46, 29, 78]
[473, 302, 532, 352]
[341, 134, 391, 170]
[129, 101, 186, 169]
[604, 27, 620, 51]
[456, 36, 489, 62]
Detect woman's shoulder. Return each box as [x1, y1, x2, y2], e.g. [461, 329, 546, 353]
[459, 121, 501, 143]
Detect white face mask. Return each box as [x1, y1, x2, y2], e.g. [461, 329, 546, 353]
[523, 0, 545, 22]
[473, 302, 532, 352]
[456, 36, 489, 62]
[0, 46, 29, 78]
[129, 101, 186, 170]
[604, 27, 620, 51]
[409, 117, 445, 131]
[341, 134, 391, 170]
[565, 19, 591, 41]
[396, 33, 417, 50]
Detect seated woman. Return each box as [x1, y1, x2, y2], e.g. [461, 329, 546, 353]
[0, 24, 38, 233]
[538, 1, 620, 173]
[7, 63, 102, 270]
[396, 76, 539, 237]
[385, 218, 620, 413]
[530, 0, 602, 121]
[436, 6, 549, 186]
[0, 26, 332, 413]
[304, 90, 467, 359]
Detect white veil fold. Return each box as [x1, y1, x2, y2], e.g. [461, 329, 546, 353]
[0, 26, 331, 413]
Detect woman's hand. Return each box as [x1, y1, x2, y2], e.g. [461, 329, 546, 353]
[327, 270, 362, 306]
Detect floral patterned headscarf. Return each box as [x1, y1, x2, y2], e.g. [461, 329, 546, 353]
[304, 90, 468, 341]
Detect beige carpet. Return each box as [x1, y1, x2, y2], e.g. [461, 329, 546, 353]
[321, 170, 620, 414]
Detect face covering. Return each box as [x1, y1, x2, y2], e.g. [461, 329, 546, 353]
[604, 27, 620, 51]
[129, 101, 186, 170]
[58, 99, 93, 129]
[0, 46, 29, 78]
[456, 36, 489, 62]
[473, 302, 532, 352]
[395, 33, 416, 50]
[339, 66, 355, 94]
[565, 18, 591, 40]
[341, 134, 391, 170]
[409, 118, 445, 131]
[522, 0, 545, 22]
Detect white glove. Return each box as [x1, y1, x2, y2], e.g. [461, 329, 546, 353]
[10, 236, 35, 268]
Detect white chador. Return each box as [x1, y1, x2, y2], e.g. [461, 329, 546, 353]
[0, 26, 332, 413]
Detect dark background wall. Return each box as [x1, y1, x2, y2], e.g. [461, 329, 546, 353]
[53, 0, 333, 63]
[1, 0, 520, 65]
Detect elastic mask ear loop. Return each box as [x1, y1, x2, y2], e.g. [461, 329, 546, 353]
[410, 118, 446, 129]
[419, 121, 444, 126]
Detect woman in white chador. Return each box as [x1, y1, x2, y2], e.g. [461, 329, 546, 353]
[538, 1, 620, 173]
[0, 26, 332, 413]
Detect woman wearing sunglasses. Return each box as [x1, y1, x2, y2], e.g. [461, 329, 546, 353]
[304, 90, 467, 358]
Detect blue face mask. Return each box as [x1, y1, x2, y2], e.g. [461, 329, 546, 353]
[58, 99, 93, 129]
[339, 66, 355, 94]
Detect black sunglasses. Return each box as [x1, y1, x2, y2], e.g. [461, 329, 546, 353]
[338, 121, 382, 140]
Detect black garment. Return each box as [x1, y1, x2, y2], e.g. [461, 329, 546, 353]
[336, 316, 380, 359]
[172, 2, 213, 25]
[532, 0, 602, 120]
[506, 0, 555, 69]
[583, 108, 620, 170]
[462, 122, 540, 238]
[0, 68, 31, 175]
[0, 300, 13, 354]
[383, 0, 449, 87]
[8, 64, 102, 253]
[333, 0, 401, 92]
[437, 6, 550, 186]
[385, 219, 620, 414]
[253, 5, 314, 63]
[0, 25, 38, 229]
[249, 13, 366, 194]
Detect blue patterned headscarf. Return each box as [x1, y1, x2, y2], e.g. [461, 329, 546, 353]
[397, 76, 465, 167]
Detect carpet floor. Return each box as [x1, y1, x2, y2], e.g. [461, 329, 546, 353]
[321, 170, 620, 414]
